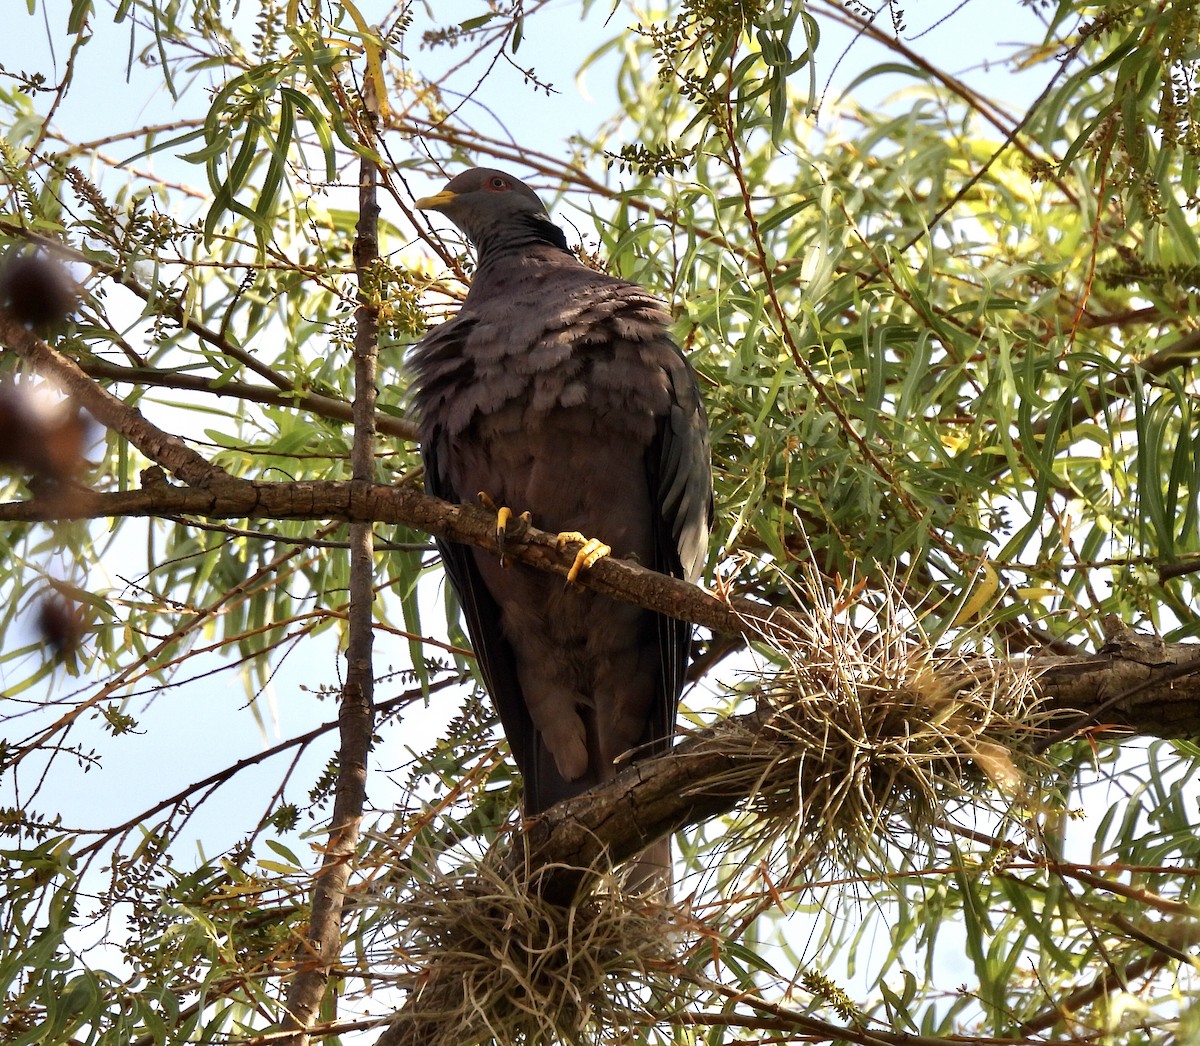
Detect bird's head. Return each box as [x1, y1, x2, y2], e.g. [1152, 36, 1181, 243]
[415, 168, 568, 254]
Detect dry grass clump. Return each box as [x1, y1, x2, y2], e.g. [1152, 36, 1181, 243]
[386, 857, 687, 1046]
[703, 564, 1044, 876]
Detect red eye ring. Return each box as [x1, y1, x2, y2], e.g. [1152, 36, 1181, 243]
[486, 176, 509, 191]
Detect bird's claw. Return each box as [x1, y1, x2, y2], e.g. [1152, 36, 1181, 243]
[556, 532, 611, 585]
[478, 492, 530, 566]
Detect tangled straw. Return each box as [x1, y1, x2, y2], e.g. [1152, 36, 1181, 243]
[386, 858, 688, 1046]
[699, 562, 1044, 878]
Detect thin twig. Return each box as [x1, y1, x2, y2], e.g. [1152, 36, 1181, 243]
[79, 358, 418, 441]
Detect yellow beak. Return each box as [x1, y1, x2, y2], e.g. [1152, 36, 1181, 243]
[414, 189, 458, 211]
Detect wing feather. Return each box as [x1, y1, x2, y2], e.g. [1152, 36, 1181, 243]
[422, 429, 537, 775]
[645, 341, 713, 753]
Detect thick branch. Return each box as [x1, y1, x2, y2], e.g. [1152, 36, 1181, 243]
[0, 311, 232, 489]
[384, 680, 1200, 1044]
[493, 630, 1200, 903]
[375, 633, 1200, 1043]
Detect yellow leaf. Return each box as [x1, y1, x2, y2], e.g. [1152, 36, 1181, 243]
[951, 560, 1000, 626]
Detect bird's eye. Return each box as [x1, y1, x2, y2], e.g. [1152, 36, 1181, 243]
[487, 176, 509, 191]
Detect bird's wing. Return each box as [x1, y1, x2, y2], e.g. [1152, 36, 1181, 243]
[645, 339, 714, 752]
[422, 425, 538, 777]
[655, 345, 714, 585]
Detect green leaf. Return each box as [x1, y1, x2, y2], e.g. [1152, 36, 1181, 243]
[458, 14, 494, 32]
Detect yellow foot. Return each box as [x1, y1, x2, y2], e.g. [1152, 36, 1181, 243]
[556, 532, 611, 584]
[478, 492, 530, 566]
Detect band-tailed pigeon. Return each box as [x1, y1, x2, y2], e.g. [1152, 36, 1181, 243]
[410, 168, 711, 869]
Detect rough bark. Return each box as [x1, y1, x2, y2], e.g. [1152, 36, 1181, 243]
[277, 99, 382, 1044]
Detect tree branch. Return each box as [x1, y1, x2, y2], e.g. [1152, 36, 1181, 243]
[381, 684, 1185, 1044]
[482, 631, 1200, 904]
[278, 86, 382, 1043]
[77, 358, 418, 441]
[0, 311, 233, 489]
[1032, 326, 1200, 438]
